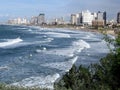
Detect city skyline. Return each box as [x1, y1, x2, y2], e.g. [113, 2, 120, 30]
[0, 0, 120, 22]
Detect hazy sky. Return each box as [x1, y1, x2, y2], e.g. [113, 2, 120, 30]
[0, 0, 120, 22]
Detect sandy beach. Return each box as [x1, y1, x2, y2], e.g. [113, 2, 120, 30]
[41, 25, 116, 36]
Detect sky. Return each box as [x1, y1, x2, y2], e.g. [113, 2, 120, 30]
[0, 0, 120, 22]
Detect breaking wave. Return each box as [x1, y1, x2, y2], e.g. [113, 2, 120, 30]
[36, 39, 90, 57]
[45, 32, 71, 38]
[11, 73, 60, 89]
[41, 56, 78, 72]
[0, 66, 9, 70]
[0, 38, 23, 48]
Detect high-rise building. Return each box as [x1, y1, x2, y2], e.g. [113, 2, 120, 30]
[30, 16, 38, 25]
[97, 11, 106, 25]
[75, 14, 80, 25]
[71, 10, 106, 26]
[71, 14, 76, 25]
[117, 12, 120, 23]
[92, 11, 106, 27]
[81, 10, 95, 25]
[79, 13, 83, 25]
[38, 13, 45, 25]
[92, 13, 97, 20]
[71, 11, 94, 25]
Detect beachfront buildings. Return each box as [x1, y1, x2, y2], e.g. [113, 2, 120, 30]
[117, 12, 120, 23]
[30, 16, 38, 25]
[92, 11, 106, 27]
[71, 10, 106, 27]
[81, 10, 96, 25]
[38, 13, 45, 25]
[97, 11, 106, 25]
[71, 14, 77, 25]
[30, 13, 45, 25]
[8, 18, 29, 25]
[52, 17, 65, 25]
[71, 10, 96, 26]
[71, 14, 81, 25]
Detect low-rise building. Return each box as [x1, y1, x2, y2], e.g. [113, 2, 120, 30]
[92, 20, 104, 27]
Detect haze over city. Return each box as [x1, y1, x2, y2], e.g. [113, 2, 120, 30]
[0, 0, 120, 22]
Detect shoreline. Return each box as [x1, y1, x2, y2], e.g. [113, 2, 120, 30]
[40, 25, 116, 36]
[0, 24, 116, 90]
[2, 24, 116, 36]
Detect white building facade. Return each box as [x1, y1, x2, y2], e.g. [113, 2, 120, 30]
[8, 18, 28, 25]
[71, 10, 97, 26]
[71, 14, 76, 25]
[81, 10, 95, 25]
[38, 13, 45, 25]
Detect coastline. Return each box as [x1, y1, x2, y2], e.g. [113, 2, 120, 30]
[40, 25, 116, 36]
[3, 24, 116, 36]
[0, 24, 117, 90]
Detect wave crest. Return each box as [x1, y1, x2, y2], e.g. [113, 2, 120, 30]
[0, 38, 23, 48]
[11, 73, 60, 89]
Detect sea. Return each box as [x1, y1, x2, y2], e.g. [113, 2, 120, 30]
[0, 25, 110, 89]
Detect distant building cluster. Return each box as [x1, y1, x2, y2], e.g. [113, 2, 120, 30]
[7, 10, 120, 27]
[30, 13, 45, 25]
[8, 18, 29, 25]
[8, 13, 45, 25]
[71, 10, 106, 27]
[50, 17, 66, 25]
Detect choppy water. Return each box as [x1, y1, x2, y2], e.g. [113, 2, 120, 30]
[0, 25, 109, 89]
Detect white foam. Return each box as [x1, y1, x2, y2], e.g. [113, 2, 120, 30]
[28, 29, 32, 31]
[107, 34, 115, 40]
[0, 66, 9, 70]
[36, 48, 74, 57]
[88, 40, 110, 54]
[34, 38, 54, 44]
[72, 40, 90, 53]
[36, 47, 47, 52]
[38, 40, 90, 72]
[0, 38, 23, 48]
[13, 27, 27, 30]
[45, 32, 71, 38]
[36, 39, 90, 57]
[11, 73, 60, 89]
[20, 28, 27, 29]
[42, 56, 78, 72]
[46, 38, 54, 42]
